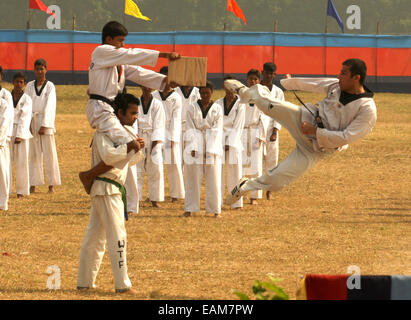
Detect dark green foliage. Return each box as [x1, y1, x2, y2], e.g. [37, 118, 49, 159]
[233, 274, 290, 300]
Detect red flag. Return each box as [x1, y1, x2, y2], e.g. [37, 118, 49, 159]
[227, 0, 247, 25]
[29, 0, 55, 16]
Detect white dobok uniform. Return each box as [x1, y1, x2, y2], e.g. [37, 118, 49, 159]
[263, 84, 283, 171]
[184, 100, 223, 215]
[137, 95, 166, 202]
[153, 90, 185, 199]
[77, 125, 143, 291]
[0, 97, 13, 210]
[242, 101, 268, 199]
[26, 80, 61, 187]
[0, 87, 13, 196]
[10, 92, 32, 195]
[86, 44, 166, 146]
[215, 96, 245, 208]
[124, 120, 139, 214]
[175, 86, 200, 161]
[239, 78, 377, 195]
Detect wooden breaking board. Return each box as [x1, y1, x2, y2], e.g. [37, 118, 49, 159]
[168, 56, 207, 87]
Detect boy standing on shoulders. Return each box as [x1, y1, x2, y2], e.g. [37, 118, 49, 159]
[80, 20, 180, 194]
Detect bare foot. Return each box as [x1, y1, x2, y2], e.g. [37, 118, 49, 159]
[30, 186, 35, 193]
[115, 287, 138, 294]
[48, 185, 54, 193]
[151, 201, 159, 208]
[79, 171, 94, 195]
[17, 194, 24, 198]
[214, 214, 221, 218]
[182, 212, 191, 217]
[250, 199, 258, 205]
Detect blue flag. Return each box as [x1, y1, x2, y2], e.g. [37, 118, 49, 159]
[327, 0, 344, 33]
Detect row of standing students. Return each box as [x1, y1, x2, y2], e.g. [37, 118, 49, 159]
[0, 61, 61, 211]
[128, 63, 284, 218]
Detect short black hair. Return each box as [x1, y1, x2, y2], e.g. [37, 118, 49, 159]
[13, 72, 27, 82]
[159, 66, 168, 75]
[263, 62, 277, 73]
[34, 59, 47, 69]
[113, 93, 140, 116]
[247, 69, 260, 78]
[343, 58, 367, 85]
[200, 80, 214, 92]
[102, 21, 128, 44]
[224, 74, 237, 81]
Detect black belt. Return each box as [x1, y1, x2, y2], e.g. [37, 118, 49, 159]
[292, 91, 324, 128]
[89, 94, 114, 107]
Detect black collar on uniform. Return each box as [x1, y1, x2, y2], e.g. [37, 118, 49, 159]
[223, 96, 238, 116]
[11, 90, 23, 108]
[160, 90, 174, 101]
[198, 100, 214, 119]
[34, 80, 48, 96]
[339, 86, 374, 105]
[140, 95, 153, 114]
[182, 87, 194, 99]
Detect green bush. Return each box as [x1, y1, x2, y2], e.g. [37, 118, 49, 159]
[233, 274, 289, 300]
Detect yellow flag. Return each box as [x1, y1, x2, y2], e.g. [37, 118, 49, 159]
[125, 0, 151, 21]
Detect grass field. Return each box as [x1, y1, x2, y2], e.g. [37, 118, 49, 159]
[0, 84, 410, 300]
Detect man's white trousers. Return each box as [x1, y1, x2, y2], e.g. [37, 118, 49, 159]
[77, 194, 131, 290]
[29, 133, 61, 187]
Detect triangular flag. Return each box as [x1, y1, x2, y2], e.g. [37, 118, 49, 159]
[29, 0, 55, 16]
[227, 0, 247, 25]
[327, 0, 344, 33]
[125, 0, 151, 21]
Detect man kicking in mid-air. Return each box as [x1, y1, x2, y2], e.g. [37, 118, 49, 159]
[225, 58, 377, 205]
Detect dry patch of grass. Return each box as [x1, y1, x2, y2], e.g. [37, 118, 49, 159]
[0, 85, 410, 300]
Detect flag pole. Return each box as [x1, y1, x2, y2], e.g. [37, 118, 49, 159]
[123, 0, 126, 27]
[323, 0, 328, 76]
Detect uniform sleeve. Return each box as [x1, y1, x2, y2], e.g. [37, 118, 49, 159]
[124, 65, 166, 91]
[41, 84, 56, 129]
[316, 102, 377, 149]
[271, 89, 284, 131]
[257, 112, 268, 142]
[170, 95, 182, 142]
[3, 90, 14, 138]
[227, 102, 245, 150]
[93, 45, 160, 68]
[184, 104, 202, 153]
[206, 106, 223, 156]
[95, 133, 129, 166]
[280, 78, 339, 94]
[16, 96, 33, 139]
[0, 101, 9, 146]
[151, 101, 165, 142]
